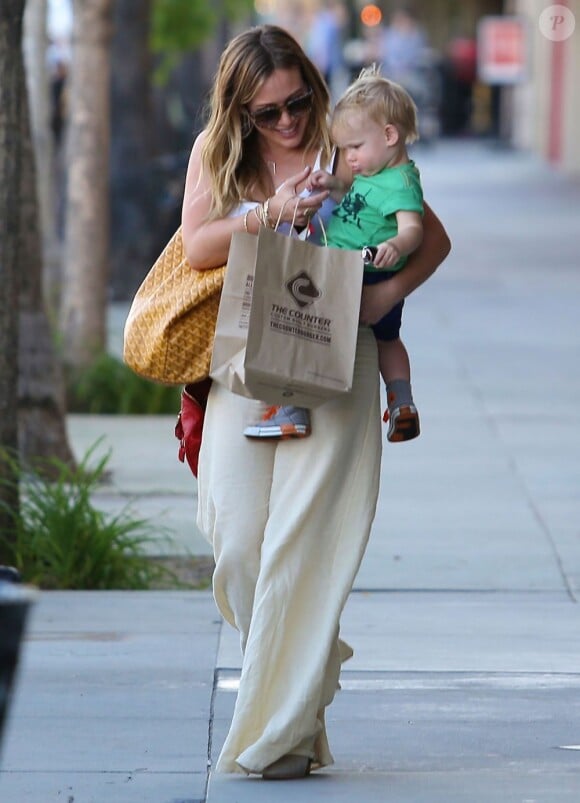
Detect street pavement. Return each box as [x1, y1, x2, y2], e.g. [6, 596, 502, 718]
[1, 140, 579, 802]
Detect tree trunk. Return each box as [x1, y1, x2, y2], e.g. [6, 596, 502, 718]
[0, 0, 25, 552]
[23, 0, 61, 313]
[18, 35, 75, 470]
[61, 0, 113, 370]
[110, 0, 156, 300]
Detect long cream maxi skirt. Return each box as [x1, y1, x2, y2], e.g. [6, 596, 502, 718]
[197, 327, 382, 774]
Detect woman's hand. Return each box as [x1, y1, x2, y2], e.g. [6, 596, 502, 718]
[360, 281, 398, 326]
[268, 166, 329, 228]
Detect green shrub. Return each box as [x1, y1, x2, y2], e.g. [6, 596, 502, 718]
[0, 446, 175, 590]
[66, 353, 181, 414]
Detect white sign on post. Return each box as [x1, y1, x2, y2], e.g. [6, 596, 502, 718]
[477, 15, 529, 85]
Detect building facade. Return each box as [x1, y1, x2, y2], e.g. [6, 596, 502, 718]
[509, 0, 579, 175]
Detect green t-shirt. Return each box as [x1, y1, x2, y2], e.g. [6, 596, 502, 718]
[326, 160, 424, 273]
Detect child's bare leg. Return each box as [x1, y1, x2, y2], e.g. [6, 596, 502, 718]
[376, 337, 410, 385]
[376, 337, 420, 442]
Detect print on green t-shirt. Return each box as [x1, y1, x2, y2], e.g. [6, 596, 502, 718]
[326, 161, 424, 273]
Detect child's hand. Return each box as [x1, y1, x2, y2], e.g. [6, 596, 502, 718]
[373, 240, 401, 269]
[307, 169, 337, 192]
[308, 169, 349, 203]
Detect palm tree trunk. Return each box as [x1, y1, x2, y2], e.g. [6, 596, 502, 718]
[0, 0, 25, 552]
[18, 52, 75, 470]
[61, 0, 114, 370]
[23, 0, 60, 312]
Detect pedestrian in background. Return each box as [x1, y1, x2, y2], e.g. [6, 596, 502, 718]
[378, 5, 428, 84]
[306, 0, 347, 96]
[373, 6, 441, 143]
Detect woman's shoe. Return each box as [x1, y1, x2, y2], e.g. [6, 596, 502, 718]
[262, 753, 311, 780]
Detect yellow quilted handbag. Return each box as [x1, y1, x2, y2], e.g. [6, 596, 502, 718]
[123, 227, 226, 385]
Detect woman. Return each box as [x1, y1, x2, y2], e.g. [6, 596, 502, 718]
[181, 25, 450, 779]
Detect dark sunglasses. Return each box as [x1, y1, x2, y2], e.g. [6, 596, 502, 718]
[248, 88, 313, 129]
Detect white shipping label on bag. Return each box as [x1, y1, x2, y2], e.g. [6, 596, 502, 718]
[239, 273, 253, 330]
[209, 232, 257, 400]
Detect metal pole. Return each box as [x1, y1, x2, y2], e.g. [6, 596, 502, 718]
[0, 583, 37, 759]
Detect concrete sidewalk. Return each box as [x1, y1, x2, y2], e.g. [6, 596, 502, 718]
[1, 141, 579, 802]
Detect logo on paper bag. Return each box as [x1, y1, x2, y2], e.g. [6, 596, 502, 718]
[286, 272, 321, 308]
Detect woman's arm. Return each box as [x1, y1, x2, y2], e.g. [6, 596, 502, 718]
[359, 201, 451, 326]
[181, 133, 245, 270]
[181, 132, 329, 270]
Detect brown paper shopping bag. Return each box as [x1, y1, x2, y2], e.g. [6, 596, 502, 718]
[210, 227, 363, 408]
[209, 231, 258, 400]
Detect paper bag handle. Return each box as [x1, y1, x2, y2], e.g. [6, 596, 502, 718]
[274, 198, 328, 246]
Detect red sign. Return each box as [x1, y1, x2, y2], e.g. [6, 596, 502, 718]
[477, 16, 529, 84]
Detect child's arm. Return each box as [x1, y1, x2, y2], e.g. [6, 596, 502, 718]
[308, 169, 350, 203]
[360, 203, 449, 326]
[373, 210, 423, 269]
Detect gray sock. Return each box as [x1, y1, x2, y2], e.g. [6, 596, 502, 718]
[386, 379, 414, 410]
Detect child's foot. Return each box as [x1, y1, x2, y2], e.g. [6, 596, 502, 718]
[243, 406, 311, 439]
[383, 405, 420, 442]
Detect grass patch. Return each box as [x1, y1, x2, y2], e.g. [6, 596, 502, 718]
[0, 445, 178, 590]
[67, 353, 181, 414]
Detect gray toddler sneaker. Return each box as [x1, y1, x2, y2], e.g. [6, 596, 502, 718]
[243, 406, 311, 439]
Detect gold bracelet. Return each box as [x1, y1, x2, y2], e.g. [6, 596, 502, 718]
[252, 201, 276, 229]
[263, 198, 272, 228]
[253, 205, 264, 226]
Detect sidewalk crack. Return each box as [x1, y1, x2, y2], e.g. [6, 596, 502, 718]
[204, 619, 223, 801]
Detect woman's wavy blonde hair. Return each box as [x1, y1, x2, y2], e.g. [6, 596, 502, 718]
[200, 25, 333, 220]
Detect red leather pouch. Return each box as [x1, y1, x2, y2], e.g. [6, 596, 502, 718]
[175, 378, 212, 477]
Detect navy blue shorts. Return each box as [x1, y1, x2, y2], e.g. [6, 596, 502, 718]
[363, 271, 404, 342]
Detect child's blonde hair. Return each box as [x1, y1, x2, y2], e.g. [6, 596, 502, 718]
[331, 65, 419, 144]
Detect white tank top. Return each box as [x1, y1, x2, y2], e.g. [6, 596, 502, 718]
[229, 150, 336, 245]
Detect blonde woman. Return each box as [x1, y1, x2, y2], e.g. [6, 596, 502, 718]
[181, 24, 450, 780]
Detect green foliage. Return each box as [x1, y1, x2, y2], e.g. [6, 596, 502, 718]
[152, 0, 255, 52]
[151, 0, 218, 54]
[222, 0, 255, 22]
[0, 446, 175, 590]
[152, 0, 217, 54]
[66, 353, 181, 415]
[151, 0, 255, 81]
